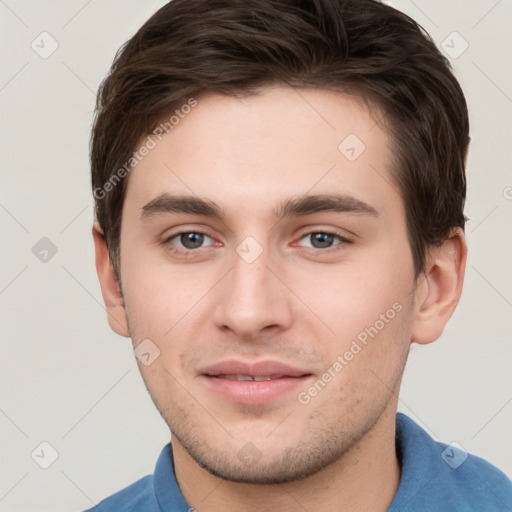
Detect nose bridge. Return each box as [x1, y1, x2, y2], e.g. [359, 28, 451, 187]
[213, 237, 292, 338]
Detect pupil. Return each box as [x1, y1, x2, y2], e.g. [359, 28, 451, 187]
[181, 232, 204, 249]
[312, 233, 333, 248]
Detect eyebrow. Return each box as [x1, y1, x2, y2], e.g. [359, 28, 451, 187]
[140, 193, 379, 220]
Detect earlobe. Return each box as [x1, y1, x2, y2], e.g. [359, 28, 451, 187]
[411, 228, 467, 345]
[92, 222, 130, 338]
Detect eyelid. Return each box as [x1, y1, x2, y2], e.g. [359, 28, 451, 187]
[162, 227, 220, 252]
[161, 227, 353, 254]
[164, 228, 213, 242]
[294, 223, 354, 240]
[294, 230, 353, 250]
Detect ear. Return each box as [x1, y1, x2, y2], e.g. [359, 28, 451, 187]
[92, 222, 130, 338]
[411, 227, 467, 344]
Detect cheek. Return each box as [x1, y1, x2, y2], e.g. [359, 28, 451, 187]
[296, 263, 409, 334]
[309, 301, 411, 420]
[294, 253, 413, 382]
[122, 263, 220, 383]
[122, 252, 212, 336]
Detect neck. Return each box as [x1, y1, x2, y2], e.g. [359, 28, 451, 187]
[173, 405, 401, 512]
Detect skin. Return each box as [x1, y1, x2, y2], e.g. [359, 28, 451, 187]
[93, 85, 467, 512]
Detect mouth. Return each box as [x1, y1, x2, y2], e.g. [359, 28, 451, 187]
[200, 360, 313, 405]
[214, 374, 291, 381]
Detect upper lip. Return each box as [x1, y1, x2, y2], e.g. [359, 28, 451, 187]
[201, 360, 311, 378]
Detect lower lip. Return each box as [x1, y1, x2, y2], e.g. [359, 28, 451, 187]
[201, 375, 312, 405]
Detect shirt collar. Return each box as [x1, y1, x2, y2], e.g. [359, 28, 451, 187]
[153, 413, 429, 511]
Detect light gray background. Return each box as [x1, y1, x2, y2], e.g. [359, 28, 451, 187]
[0, 1, 511, 511]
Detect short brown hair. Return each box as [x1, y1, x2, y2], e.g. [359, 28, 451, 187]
[91, 0, 469, 281]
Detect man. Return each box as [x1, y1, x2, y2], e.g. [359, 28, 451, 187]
[88, 0, 512, 510]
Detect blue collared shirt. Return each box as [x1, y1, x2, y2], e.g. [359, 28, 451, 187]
[84, 413, 512, 511]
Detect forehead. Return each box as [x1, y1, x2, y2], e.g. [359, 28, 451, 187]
[123, 85, 402, 224]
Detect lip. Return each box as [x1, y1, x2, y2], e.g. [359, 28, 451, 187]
[200, 360, 313, 405]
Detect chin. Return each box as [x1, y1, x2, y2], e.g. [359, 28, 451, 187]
[174, 428, 352, 485]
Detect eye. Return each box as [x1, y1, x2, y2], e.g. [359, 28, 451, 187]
[297, 231, 351, 250]
[165, 231, 215, 252]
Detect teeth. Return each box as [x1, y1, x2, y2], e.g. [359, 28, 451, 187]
[218, 375, 281, 381]
[220, 375, 253, 381]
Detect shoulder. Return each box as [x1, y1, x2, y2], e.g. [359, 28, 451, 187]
[435, 442, 512, 510]
[392, 413, 512, 511]
[82, 474, 158, 512]
[81, 443, 189, 512]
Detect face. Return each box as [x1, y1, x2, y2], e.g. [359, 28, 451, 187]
[115, 86, 420, 483]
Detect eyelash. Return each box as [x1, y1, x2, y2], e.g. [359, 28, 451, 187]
[297, 232, 353, 253]
[162, 230, 352, 255]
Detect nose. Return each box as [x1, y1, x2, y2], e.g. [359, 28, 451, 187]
[213, 243, 293, 341]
